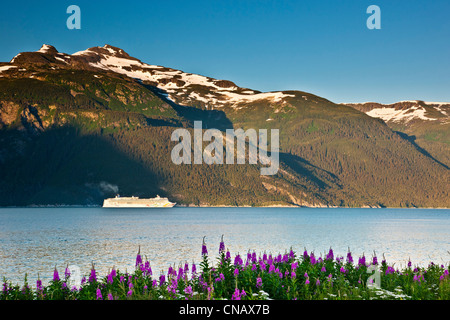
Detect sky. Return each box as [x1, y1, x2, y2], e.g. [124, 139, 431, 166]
[1, 0, 449, 104]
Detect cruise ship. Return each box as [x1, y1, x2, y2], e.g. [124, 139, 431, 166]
[102, 195, 176, 208]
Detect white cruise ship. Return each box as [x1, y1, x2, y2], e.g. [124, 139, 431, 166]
[103, 195, 176, 208]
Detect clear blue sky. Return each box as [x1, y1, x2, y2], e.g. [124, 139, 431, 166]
[1, 0, 449, 104]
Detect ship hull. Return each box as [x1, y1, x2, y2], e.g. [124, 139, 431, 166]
[102, 196, 176, 208]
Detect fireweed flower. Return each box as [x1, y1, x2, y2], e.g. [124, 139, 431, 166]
[215, 273, 225, 282]
[310, 253, 317, 265]
[219, 235, 225, 253]
[234, 254, 243, 266]
[201, 237, 208, 256]
[256, 277, 262, 288]
[64, 266, 71, 279]
[326, 248, 334, 261]
[289, 248, 295, 260]
[303, 249, 309, 260]
[372, 256, 378, 265]
[89, 268, 97, 283]
[36, 279, 43, 293]
[225, 250, 231, 261]
[347, 251, 354, 264]
[53, 267, 60, 282]
[159, 274, 166, 286]
[107, 272, 114, 285]
[96, 288, 103, 300]
[232, 288, 241, 300]
[385, 266, 395, 275]
[358, 256, 366, 267]
[184, 285, 193, 299]
[269, 264, 276, 274]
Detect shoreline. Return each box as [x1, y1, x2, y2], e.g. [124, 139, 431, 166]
[0, 204, 449, 209]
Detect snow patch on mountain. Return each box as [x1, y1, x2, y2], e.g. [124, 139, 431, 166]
[366, 106, 437, 122]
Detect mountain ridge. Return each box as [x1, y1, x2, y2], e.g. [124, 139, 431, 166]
[0, 44, 448, 208]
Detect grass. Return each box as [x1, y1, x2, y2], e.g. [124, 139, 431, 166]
[1, 237, 449, 301]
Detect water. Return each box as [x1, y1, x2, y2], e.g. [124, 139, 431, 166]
[0, 207, 449, 286]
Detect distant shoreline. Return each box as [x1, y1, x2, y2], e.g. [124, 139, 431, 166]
[0, 205, 449, 209]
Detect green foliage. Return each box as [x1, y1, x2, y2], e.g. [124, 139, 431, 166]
[1, 241, 449, 300]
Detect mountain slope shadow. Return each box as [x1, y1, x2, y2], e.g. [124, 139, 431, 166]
[0, 126, 163, 206]
[279, 152, 342, 190]
[142, 84, 234, 131]
[395, 131, 449, 170]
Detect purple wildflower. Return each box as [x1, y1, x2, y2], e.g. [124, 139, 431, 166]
[326, 248, 334, 261]
[256, 277, 262, 288]
[96, 288, 103, 300]
[201, 237, 208, 256]
[107, 272, 114, 285]
[184, 285, 193, 299]
[358, 256, 366, 267]
[269, 264, 276, 273]
[234, 254, 243, 266]
[36, 279, 43, 293]
[347, 251, 354, 264]
[64, 266, 71, 279]
[231, 288, 241, 300]
[159, 274, 166, 286]
[219, 235, 225, 253]
[310, 253, 317, 265]
[53, 267, 60, 282]
[225, 250, 231, 261]
[145, 261, 152, 276]
[303, 249, 309, 260]
[89, 267, 97, 283]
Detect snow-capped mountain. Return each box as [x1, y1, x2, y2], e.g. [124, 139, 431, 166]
[5, 44, 298, 109]
[342, 101, 449, 124]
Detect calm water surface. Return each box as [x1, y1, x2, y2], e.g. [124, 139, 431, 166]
[0, 207, 449, 285]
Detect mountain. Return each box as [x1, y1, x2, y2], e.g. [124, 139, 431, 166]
[0, 44, 448, 208]
[343, 101, 450, 168]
